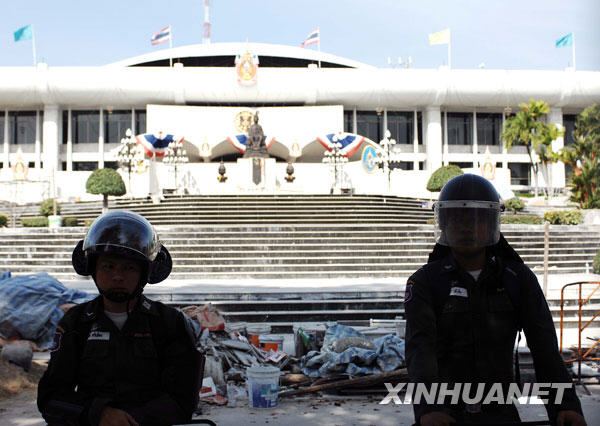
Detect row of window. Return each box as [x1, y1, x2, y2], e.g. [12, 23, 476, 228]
[62, 110, 146, 144]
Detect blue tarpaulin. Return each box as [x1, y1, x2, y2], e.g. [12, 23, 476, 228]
[300, 324, 405, 377]
[0, 271, 93, 349]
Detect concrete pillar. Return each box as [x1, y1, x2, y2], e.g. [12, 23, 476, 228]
[3, 110, 8, 169]
[98, 109, 104, 169]
[424, 106, 443, 174]
[548, 107, 565, 190]
[66, 109, 72, 172]
[352, 108, 357, 134]
[34, 111, 41, 169]
[413, 110, 419, 170]
[131, 107, 136, 135]
[472, 110, 478, 167]
[501, 112, 508, 169]
[442, 110, 448, 166]
[42, 105, 60, 174]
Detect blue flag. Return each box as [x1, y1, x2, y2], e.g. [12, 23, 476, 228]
[14, 25, 32, 42]
[555, 33, 573, 48]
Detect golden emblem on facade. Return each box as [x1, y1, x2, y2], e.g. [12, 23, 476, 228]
[234, 111, 255, 134]
[235, 50, 259, 86]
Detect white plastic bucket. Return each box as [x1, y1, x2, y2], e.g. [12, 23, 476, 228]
[247, 366, 280, 409]
[247, 324, 271, 347]
[258, 334, 284, 352]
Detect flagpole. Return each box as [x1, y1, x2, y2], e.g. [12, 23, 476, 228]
[572, 33, 576, 70]
[317, 27, 321, 69]
[169, 25, 173, 67]
[31, 25, 37, 66]
[448, 30, 451, 69]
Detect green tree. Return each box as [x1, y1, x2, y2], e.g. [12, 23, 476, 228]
[39, 198, 61, 217]
[86, 168, 126, 213]
[501, 99, 563, 197]
[560, 104, 600, 208]
[426, 165, 463, 192]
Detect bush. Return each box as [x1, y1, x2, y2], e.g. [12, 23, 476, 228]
[62, 217, 79, 227]
[21, 217, 49, 227]
[426, 165, 464, 192]
[0, 214, 7, 227]
[84, 219, 95, 227]
[505, 198, 525, 214]
[86, 168, 126, 211]
[543, 210, 582, 225]
[39, 199, 61, 217]
[594, 249, 600, 274]
[501, 215, 543, 225]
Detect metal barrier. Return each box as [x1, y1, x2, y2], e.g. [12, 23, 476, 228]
[559, 281, 600, 381]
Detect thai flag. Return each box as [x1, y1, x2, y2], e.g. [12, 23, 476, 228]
[151, 26, 171, 46]
[301, 28, 319, 48]
[136, 132, 182, 157]
[227, 135, 276, 154]
[316, 132, 365, 157]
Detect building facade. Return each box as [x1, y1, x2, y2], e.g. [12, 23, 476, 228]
[0, 42, 598, 202]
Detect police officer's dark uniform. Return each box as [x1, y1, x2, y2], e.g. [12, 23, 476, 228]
[405, 174, 584, 425]
[38, 211, 200, 426]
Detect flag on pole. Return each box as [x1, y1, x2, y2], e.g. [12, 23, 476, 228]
[301, 28, 320, 48]
[151, 26, 171, 46]
[429, 28, 450, 45]
[14, 25, 33, 42]
[555, 33, 573, 48]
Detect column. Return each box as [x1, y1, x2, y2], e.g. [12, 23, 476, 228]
[424, 106, 443, 174]
[472, 110, 478, 167]
[34, 111, 41, 169]
[131, 107, 136, 135]
[548, 107, 565, 190]
[352, 108, 357, 134]
[501, 112, 508, 169]
[66, 109, 73, 171]
[98, 109, 104, 169]
[42, 105, 60, 175]
[413, 110, 419, 170]
[3, 111, 9, 170]
[442, 110, 448, 166]
[383, 109, 388, 136]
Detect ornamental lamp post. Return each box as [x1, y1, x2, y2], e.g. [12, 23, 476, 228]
[321, 137, 348, 194]
[117, 128, 137, 197]
[375, 129, 398, 193]
[162, 139, 189, 194]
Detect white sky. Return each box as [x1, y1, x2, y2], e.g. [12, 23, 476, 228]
[1, 0, 598, 70]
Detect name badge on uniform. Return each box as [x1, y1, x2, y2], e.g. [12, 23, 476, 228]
[88, 331, 110, 341]
[449, 287, 468, 298]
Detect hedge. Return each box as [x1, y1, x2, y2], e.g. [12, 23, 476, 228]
[84, 219, 95, 227]
[501, 215, 543, 225]
[62, 217, 79, 227]
[40, 198, 61, 217]
[504, 198, 525, 214]
[594, 249, 600, 274]
[426, 165, 464, 192]
[543, 210, 582, 225]
[0, 214, 7, 227]
[22, 217, 49, 227]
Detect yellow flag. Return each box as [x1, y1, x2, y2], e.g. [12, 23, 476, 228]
[429, 28, 450, 45]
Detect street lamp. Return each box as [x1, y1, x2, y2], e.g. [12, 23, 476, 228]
[162, 139, 189, 194]
[117, 128, 137, 196]
[374, 129, 398, 192]
[321, 137, 349, 194]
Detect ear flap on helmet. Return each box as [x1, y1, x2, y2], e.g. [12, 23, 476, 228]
[147, 245, 172, 284]
[72, 240, 90, 276]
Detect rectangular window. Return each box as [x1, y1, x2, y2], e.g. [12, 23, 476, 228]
[508, 163, 530, 186]
[563, 114, 577, 146]
[62, 111, 68, 144]
[72, 111, 100, 144]
[446, 113, 473, 145]
[0, 111, 4, 144]
[135, 110, 146, 134]
[449, 162, 473, 169]
[10, 111, 36, 144]
[356, 111, 381, 143]
[343, 110, 353, 133]
[387, 111, 413, 144]
[72, 161, 98, 171]
[104, 110, 132, 143]
[104, 161, 119, 170]
[476, 113, 502, 145]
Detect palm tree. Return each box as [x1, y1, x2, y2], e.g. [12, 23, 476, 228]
[501, 99, 562, 197]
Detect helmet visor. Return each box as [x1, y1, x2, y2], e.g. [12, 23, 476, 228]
[434, 200, 502, 247]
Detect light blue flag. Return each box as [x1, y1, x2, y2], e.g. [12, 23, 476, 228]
[14, 25, 32, 42]
[555, 33, 573, 48]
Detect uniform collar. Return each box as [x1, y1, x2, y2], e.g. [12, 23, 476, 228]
[80, 294, 158, 321]
[136, 295, 159, 316]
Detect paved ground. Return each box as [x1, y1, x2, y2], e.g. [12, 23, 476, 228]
[2, 386, 600, 426]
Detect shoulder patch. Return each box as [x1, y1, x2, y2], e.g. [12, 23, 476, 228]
[404, 280, 414, 303]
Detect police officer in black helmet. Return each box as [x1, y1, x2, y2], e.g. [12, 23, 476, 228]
[38, 211, 200, 426]
[405, 174, 586, 426]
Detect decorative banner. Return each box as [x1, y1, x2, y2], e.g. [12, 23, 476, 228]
[227, 135, 275, 154]
[135, 132, 184, 157]
[362, 145, 378, 174]
[316, 132, 366, 157]
[235, 50, 259, 86]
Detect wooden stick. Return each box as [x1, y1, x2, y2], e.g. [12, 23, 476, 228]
[279, 369, 409, 398]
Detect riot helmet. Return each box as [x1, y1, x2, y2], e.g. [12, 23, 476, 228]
[72, 210, 172, 302]
[434, 174, 503, 248]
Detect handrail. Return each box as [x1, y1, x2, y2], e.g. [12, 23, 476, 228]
[559, 281, 600, 381]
